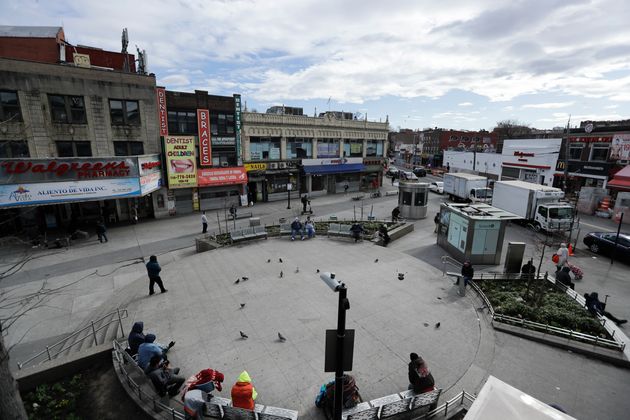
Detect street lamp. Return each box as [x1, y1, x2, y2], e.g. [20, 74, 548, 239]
[286, 182, 292, 209]
[320, 272, 350, 420]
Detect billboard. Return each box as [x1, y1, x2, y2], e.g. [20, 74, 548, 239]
[0, 178, 141, 208]
[164, 136, 197, 188]
[156, 87, 168, 136]
[198, 109, 211, 166]
[198, 167, 247, 187]
[610, 134, 630, 160]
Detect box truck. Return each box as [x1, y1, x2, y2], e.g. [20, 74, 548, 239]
[443, 172, 492, 203]
[492, 180, 573, 232]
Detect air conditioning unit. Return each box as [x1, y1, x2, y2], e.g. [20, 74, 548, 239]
[269, 163, 278, 170]
[278, 162, 287, 169]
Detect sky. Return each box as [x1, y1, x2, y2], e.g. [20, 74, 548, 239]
[2, 0, 630, 131]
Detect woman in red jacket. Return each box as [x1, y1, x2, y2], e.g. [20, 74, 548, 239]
[231, 371, 258, 410]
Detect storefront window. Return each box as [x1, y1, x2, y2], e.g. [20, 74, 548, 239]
[286, 138, 312, 158]
[569, 144, 584, 160]
[343, 140, 363, 157]
[317, 139, 340, 158]
[366, 141, 383, 157]
[312, 175, 325, 191]
[250, 137, 281, 160]
[590, 144, 610, 161]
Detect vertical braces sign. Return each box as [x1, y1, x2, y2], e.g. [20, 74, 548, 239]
[197, 109, 211, 166]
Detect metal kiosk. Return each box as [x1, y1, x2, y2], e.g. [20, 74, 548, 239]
[398, 181, 429, 219]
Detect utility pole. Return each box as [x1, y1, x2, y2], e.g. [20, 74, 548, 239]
[563, 116, 571, 193]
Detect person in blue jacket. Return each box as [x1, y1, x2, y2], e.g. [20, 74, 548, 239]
[138, 334, 175, 369]
[146, 255, 167, 295]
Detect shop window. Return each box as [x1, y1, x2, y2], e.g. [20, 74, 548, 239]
[114, 141, 144, 156]
[56, 141, 92, 157]
[109, 99, 140, 126]
[366, 141, 383, 157]
[0, 141, 29, 158]
[211, 152, 237, 167]
[343, 140, 363, 157]
[589, 144, 610, 161]
[250, 137, 281, 160]
[317, 139, 340, 158]
[211, 113, 235, 136]
[569, 144, 584, 160]
[287, 139, 312, 158]
[49, 95, 86, 124]
[167, 110, 197, 134]
[0, 90, 22, 122]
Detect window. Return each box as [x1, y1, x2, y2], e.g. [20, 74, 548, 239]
[569, 144, 584, 160]
[549, 207, 572, 219]
[537, 206, 548, 218]
[0, 90, 22, 122]
[343, 140, 363, 157]
[109, 99, 140, 125]
[168, 110, 197, 134]
[250, 137, 281, 161]
[287, 139, 312, 159]
[317, 139, 340, 158]
[211, 113, 235, 136]
[366, 141, 384, 157]
[49, 95, 86, 123]
[0, 141, 29, 158]
[56, 141, 92, 157]
[402, 191, 412, 205]
[414, 191, 427, 206]
[590, 143, 610, 161]
[114, 141, 144, 156]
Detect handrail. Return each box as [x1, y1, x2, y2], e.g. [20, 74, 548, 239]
[423, 390, 476, 419]
[18, 308, 128, 369]
[441, 255, 462, 276]
[112, 340, 186, 419]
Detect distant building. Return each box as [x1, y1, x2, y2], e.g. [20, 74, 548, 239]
[266, 106, 303, 116]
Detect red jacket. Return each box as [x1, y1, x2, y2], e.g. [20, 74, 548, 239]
[231, 371, 257, 410]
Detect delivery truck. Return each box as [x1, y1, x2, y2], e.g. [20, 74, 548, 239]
[492, 180, 573, 232]
[443, 172, 492, 203]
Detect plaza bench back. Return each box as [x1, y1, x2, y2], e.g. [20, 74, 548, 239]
[280, 224, 292, 235]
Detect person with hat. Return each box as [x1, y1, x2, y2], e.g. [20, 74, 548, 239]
[231, 370, 258, 410]
[408, 353, 435, 394]
[291, 217, 304, 241]
[137, 334, 175, 370]
[182, 368, 225, 419]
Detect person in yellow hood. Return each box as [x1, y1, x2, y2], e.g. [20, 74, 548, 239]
[231, 370, 258, 410]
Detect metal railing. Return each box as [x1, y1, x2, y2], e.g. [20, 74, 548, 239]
[17, 308, 128, 370]
[467, 277, 626, 351]
[424, 390, 476, 419]
[441, 255, 462, 276]
[112, 340, 186, 419]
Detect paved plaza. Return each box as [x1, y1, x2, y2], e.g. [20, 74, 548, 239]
[2, 185, 630, 419]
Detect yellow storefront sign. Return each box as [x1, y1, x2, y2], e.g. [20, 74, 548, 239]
[244, 163, 267, 172]
[164, 136, 197, 188]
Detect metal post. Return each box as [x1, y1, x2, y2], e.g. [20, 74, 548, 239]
[91, 321, 98, 345]
[46, 346, 52, 361]
[563, 118, 571, 193]
[117, 308, 125, 338]
[610, 212, 624, 265]
[334, 284, 348, 420]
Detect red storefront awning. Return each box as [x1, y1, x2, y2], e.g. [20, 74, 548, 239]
[608, 165, 630, 190]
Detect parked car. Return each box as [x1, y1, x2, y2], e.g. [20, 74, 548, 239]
[429, 181, 444, 194]
[400, 171, 419, 181]
[386, 167, 399, 177]
[412, 166, 427, 177]
[583, 232, 630, 259]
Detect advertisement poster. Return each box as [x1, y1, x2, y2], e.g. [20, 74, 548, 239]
[197, 167, 247, 187]
[0, 179, 141, 207]
[610, 134, 630, 160]
[140, 172, 162, 195]
[197, 109, 212, 166]
[164, 136, 197, 188]
[156, 87, 168, 136]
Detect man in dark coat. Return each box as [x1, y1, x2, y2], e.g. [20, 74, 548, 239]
[350, 222, 364, 243]
[146, 255, 167, 295]
[555, 266, 574, 289]
[96, 219, 108, 243]
[460, 261, 474, 286]
[301, 194, 309, 213]
[584, 292, 627, 326]
[145, 355, 184, 397]
[128, 321, 145, 356]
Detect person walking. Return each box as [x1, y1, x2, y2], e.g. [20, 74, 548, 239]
[460, 261, 474, 286]
[301, 194, 309, 213]
[290, 217, 304, 241]
[433, 212, 440, 233]
[344, 181, 349, 194]
[556, 243, 569, 271]
[229, 203, 237, 220]
[146, 255, 167, 295]
[201, 211, 208, 233]
[96, 218, 108, 243]
[231, 371, 258, 410]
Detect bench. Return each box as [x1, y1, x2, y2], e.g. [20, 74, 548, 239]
[328, 224, 360, 241]
[279, 224, 292, 236]
[352, 195, 365, 201]
[327, 389, 441, 420]
[225, 211, 254, 221]
[203, 396, 298, 420]
[230, 226, 268, 244]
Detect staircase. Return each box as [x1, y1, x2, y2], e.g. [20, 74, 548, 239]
[16, 308, 128, 370]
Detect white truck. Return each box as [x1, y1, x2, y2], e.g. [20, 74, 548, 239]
[492, 180, 573, 232]
[443, 172, 493, 203]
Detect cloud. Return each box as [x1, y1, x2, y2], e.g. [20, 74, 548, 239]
[522, 101, 575, 109]
[159, 74, 190, 87]
[458, 102, 473, 107]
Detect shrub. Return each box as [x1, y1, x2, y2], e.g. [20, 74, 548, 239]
[23, 374, 84, 420]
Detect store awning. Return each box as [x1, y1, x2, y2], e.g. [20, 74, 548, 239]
[608, 165, 630, 190]
[303, 164, 365, 175]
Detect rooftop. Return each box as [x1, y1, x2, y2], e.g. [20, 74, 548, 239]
[0, 25, 62, 38]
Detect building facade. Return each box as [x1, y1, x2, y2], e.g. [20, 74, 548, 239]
[241, 111, 389, 201]
[0, 56, 160, 235]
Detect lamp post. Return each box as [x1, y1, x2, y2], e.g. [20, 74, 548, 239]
[286, 182, 292, 209]
[320, 272, 350, 420]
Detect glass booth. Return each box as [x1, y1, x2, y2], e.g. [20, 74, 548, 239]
[398, 181, 429, 219]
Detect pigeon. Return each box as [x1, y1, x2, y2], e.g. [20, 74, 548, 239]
[242, 276, 249, 281]
[374, 259, 379, 263]
[316, 269, 320, 273]
[279, 258, 283, 263]
[278, 332, 286, 342]
[239, 331, 248, 339]
[267, 259, 271, 263]
[295, 267, 299, 273]
[280, 271, 284, 278]
[234, 278, 240, 284]
[240, 303, 246, 309]
[435, 322, 441, 329]
[437, 297, 442, 300]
